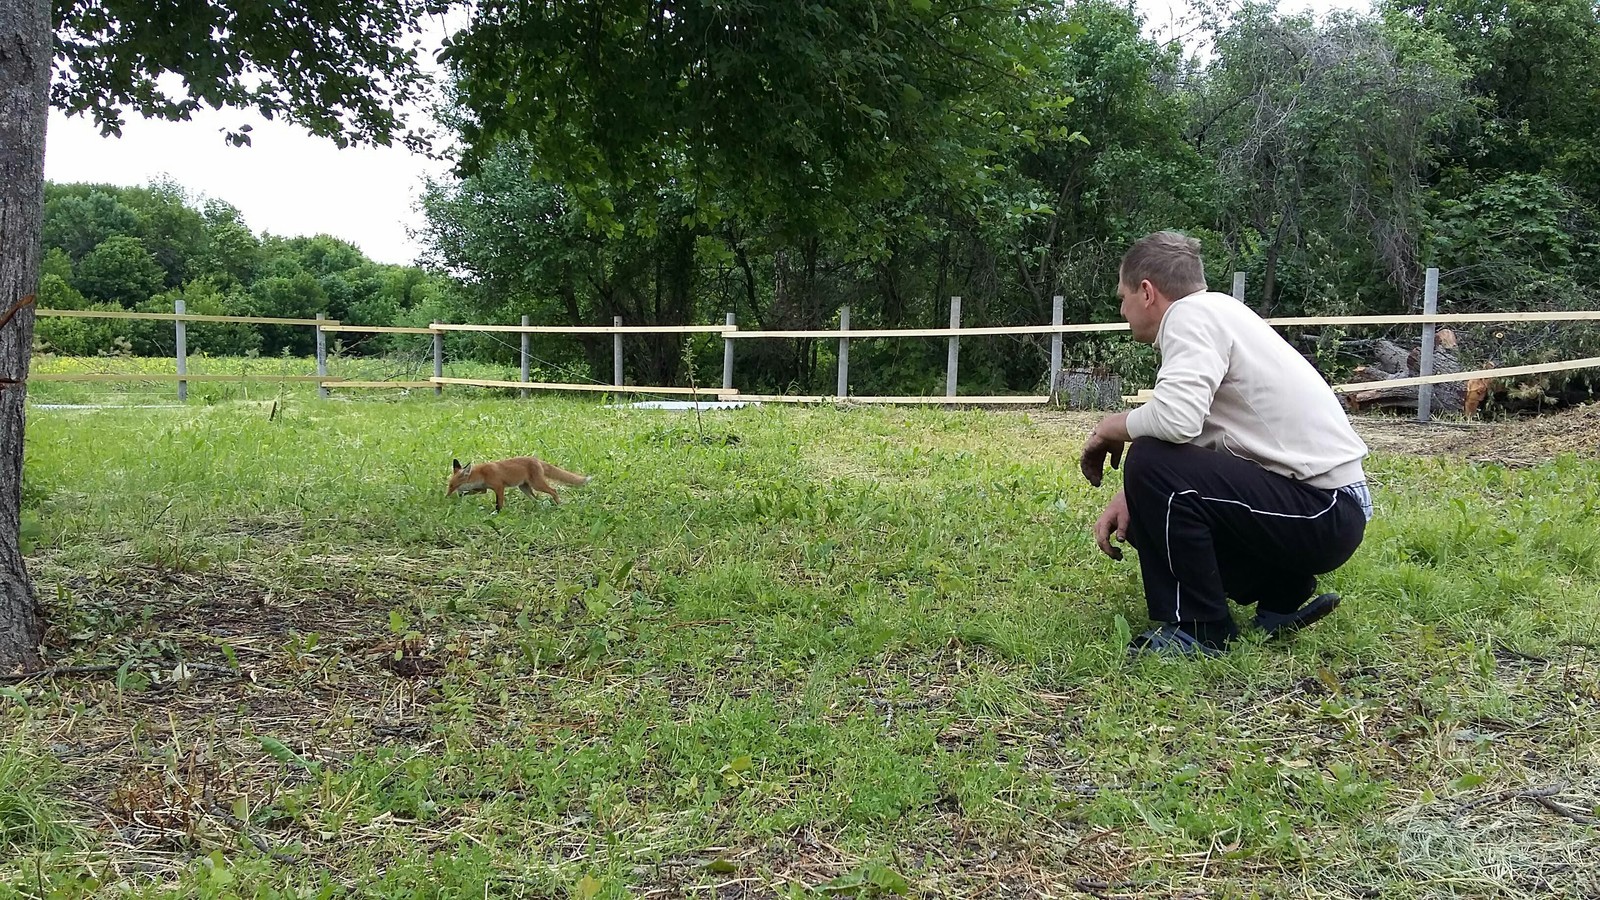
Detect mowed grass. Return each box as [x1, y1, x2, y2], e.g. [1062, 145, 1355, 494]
[5, 396, 1599, 898]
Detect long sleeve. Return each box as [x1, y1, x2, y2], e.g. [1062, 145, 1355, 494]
[1126, 304, 1231, 443]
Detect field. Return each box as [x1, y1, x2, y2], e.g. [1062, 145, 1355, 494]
[3, 392, 1599, 899]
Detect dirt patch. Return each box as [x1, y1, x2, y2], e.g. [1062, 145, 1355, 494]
[1437, 402, 1600, 466]
[9, 557, 462, 871]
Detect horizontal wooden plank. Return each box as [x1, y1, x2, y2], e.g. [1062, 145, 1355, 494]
[34, 373, 346, 383]
[323, 380, 436, 389]
[728, 324, 1131, 339]
[321, 325, 439, 335]
[1330, 356, 1600, 392]
[430, 376, 739, 396]
[432, 323, 735, 335]
[735, 394, 1051, 405]
[37, 308, 337, 326]
[1267, 310, 1600, 326]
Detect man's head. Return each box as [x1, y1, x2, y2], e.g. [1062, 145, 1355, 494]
[1118, 231, 1208, 342]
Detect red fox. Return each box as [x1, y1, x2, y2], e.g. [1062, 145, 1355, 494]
[446, 456, 590, 512]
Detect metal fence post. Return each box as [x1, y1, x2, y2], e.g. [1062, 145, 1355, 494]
[520, 315, 530, 399]
[433, 329, 443, 396]
[315, 312, 328, 399]
[1232, 272, 1246, 302]
[613, 316, 624, 387]
[175, 298, 187, 402]
[1049, 295, 1063, 402]
[837, 305, 851, 398]
[946, 296, 961, 398]
[722, 312, 736, 393]
[1418, 267, 1439, 424]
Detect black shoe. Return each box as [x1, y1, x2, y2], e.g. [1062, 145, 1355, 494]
[1127, 623, 1227, 658]
[1254, 592, 1341, 638]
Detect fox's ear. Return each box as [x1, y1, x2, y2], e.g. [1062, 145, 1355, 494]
[452, 458, 462, 472]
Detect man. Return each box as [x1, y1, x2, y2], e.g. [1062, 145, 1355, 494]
[1080, 231, 1374, 657]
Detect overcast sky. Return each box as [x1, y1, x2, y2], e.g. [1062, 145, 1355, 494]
[41, 0, 1369, 268]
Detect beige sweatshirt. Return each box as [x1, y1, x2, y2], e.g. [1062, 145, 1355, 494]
[1125, 290, 1369, 490]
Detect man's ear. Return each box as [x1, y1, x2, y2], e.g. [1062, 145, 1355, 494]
[452, 458, 462, 472]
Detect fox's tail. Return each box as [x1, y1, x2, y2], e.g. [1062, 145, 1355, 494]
[544, 463, 590, 486]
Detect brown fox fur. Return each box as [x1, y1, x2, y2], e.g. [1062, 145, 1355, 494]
[446, 455, 590, 511]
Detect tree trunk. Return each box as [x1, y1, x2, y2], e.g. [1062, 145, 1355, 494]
[0, 0, 50, 672]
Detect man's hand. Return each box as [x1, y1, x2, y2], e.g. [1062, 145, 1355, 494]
[1094, 490, 1131, 560]
[1079, 412, 1132, 487]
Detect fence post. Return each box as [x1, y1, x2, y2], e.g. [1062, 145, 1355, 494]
[174, 298, 187, 402]
[837, 305, 850, 398]
[946, 296, 961, 398]
[1049, 295, 1063, 403]
[520, 315, 530, 399]
[1417, 266, 1439, 424]
[722, 312, 736, 393]
[315, 312, 328, 399]
[1232, 272, 1246, 302]
[433, 329, 443, 396]
[613, 316, 624, 387]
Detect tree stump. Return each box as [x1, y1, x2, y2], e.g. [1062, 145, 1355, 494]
[1054, 367, 1123, 410]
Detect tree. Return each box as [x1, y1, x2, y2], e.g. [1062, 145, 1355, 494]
[1189, 3, 1466, 312]
[432, 1, 1075, 390]
[441, 1, 1058, 226]
[71, 234, 166, 305]
[41, 186, 142, 259]
[1385, 0, 1600, 201]
[1, 0, 445, 671]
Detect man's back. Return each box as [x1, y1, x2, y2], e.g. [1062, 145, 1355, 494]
[1126, 290, 1368, 489]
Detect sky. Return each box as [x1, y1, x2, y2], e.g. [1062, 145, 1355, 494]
[41, 0, 1370, 269]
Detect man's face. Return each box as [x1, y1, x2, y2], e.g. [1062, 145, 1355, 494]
[1118, 277, 1159, 343]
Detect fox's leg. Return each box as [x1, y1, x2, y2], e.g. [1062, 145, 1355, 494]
[493, 486, 506, 512]
[531, 473, 562, 504]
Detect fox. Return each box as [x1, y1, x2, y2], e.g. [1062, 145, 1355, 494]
[446, 455, 590, 512]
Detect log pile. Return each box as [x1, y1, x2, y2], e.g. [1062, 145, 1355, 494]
[1342, 329, 1471, 415]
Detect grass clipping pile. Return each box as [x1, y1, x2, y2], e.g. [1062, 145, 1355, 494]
[1442, 402, 1600, 466]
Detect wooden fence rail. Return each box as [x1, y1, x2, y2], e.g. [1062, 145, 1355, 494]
[31, 271, 1600, 417]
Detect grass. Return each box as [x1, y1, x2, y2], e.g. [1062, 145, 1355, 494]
[0, 742, 82, 858]
[3, 393, 1599, 898]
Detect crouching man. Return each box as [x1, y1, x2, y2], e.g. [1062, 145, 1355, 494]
[1081, 231, 1374, 657]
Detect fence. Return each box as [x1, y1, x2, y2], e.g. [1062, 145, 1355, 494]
[30, 268, 1600, 423]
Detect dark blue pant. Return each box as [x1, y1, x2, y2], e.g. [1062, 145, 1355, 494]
[1122, 437, 1367, 624]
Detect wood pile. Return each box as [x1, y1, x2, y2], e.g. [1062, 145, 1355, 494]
[1342, 329, 1485, 415]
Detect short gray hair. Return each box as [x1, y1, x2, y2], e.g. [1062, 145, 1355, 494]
[1120, 231, 1207, 299]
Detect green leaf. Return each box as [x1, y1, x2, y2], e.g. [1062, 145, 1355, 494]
[575, 874, 604, 900]
[1112, 614, 1132, 648]
[1451, 773, 1487, 791]
[257, 735, 321, 775]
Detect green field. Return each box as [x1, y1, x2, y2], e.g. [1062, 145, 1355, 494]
[3, 396, 1598, 898]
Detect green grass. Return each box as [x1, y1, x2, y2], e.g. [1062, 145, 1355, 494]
[0, 742, 83, 857]
[4, 396, 1599, 898]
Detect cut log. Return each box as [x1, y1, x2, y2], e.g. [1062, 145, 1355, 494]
[1342, 337, 1466, 414]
